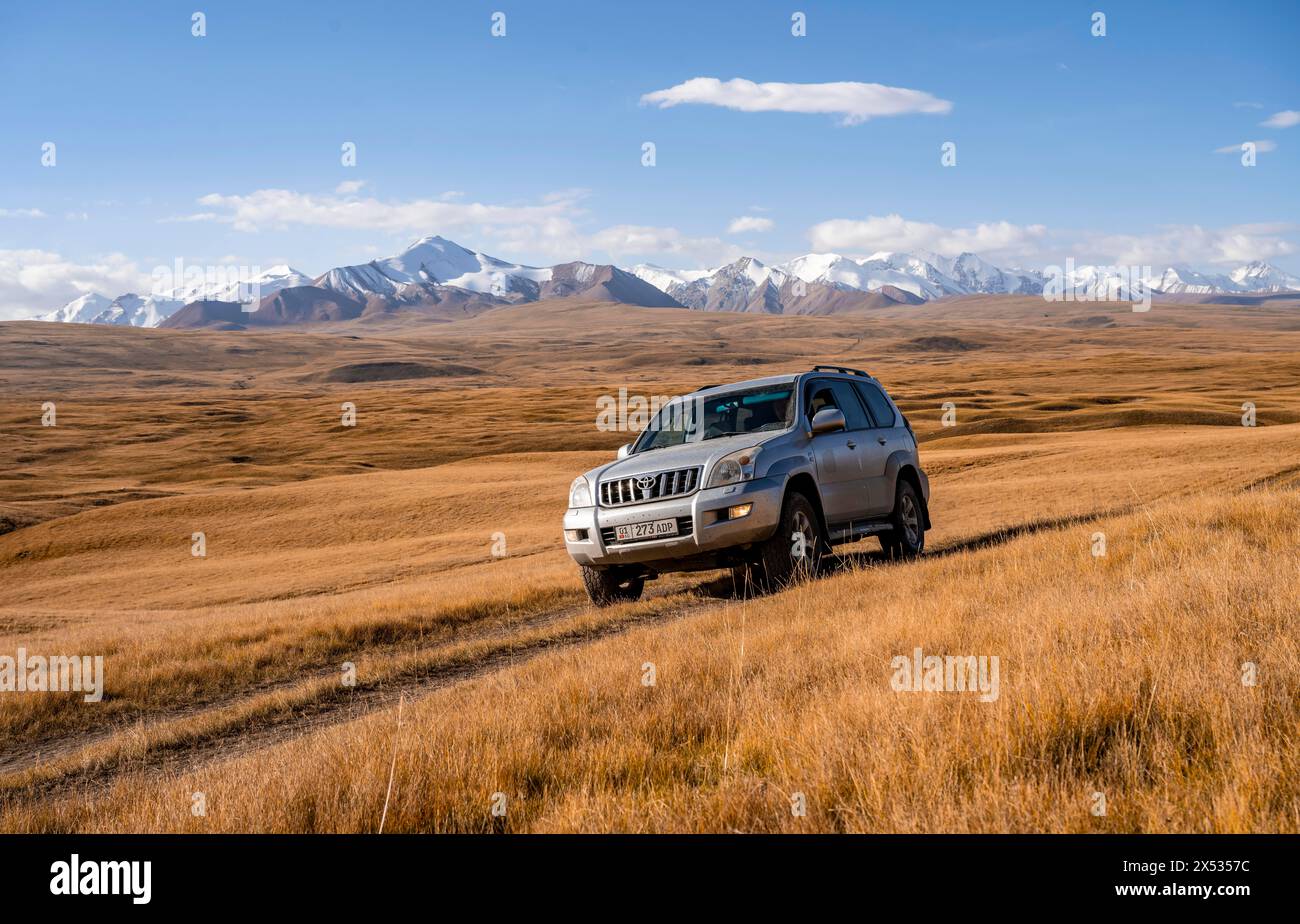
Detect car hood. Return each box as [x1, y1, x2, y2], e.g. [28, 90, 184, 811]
[590, 432, 778, 483]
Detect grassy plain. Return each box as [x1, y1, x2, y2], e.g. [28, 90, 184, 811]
[1, 295, 1297, 831]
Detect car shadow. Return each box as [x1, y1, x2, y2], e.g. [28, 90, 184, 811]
[686, 506, 1133, 601]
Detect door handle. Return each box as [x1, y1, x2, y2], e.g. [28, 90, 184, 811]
[877, 436, 887, 445]
[846, 440, 856, 449]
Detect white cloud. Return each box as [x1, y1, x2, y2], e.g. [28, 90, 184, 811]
[0, 249, 152, 319]
[1081, 223, 1297, 267]
[169, 187, 593, 261]
[640, 77, 952, 126]
[1234, 101, 1264, 109]
[182, 187, 588, 236]
[169, 185, 757, 267]
[588, 224, 743, 266]
[806, 214, 1298, 269]
[727, 216, 774, 233]
[1261, 110, 1300, 129]
[1215, 140, 1277, 153]
[808, 214, 1047, 259]
[0, 208, 46, 218]
[334, 179, 368, 195]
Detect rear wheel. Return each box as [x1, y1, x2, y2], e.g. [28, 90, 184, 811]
[881, 480, 925, 560]
[751, 492, 824, 590]
[580, 565, 644, 607]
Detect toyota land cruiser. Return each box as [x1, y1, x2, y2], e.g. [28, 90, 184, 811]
[563, 365, 931, 606]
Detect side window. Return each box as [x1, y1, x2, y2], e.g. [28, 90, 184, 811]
[805, 380, 835, 421]
[807, 379, 870, 430]
[855, 381, 898, 428]
[829, 381, 871, 430]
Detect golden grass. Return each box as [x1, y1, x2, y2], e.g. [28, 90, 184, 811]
[4, 488, 1296, 832]
[1, 297, 1298, 832]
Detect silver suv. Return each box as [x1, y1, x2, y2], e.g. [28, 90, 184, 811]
[563, 365, 931, 606]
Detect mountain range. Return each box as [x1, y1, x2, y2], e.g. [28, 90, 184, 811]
[34, 235, 1300, 328]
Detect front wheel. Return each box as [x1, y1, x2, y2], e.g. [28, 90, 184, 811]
[751, 492, 824, 590]
[580, 565, 644, 607]
[881, 480, 925, 560]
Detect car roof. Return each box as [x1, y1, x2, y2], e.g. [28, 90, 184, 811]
[691, 369, 877, 398]
[691, 374, 799, 397]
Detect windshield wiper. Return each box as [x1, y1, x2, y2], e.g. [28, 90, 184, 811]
[703, 431, 745, 441]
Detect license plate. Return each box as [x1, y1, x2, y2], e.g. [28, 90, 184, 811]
[614, 518, 679, 542]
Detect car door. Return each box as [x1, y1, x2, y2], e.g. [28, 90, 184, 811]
[804, 378, 873, 525]
[854, 379, 910, 516]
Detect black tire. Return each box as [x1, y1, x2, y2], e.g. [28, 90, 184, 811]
[752, 492, 824, 590]
[580, 565, 644, 607]
[881, 479, 925, 560]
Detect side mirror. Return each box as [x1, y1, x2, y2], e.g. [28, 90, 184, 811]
[617, 443, 632, 459]
[810, 407, 846, 436]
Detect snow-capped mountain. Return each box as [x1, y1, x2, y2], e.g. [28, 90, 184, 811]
[1047, 261, 1300, 300]
[629, 249, 1050, 308]
[629, 249, 1044, 310]
[1229, 261, 1300, 292]
[671, 257, 788, 312]
[316, 236, 552, 301]
[641, 255, 931, 314]
[40, 265, 312, 327]
[307, 237, 681, 317]
[33, 235, 1300, 328]
[925, 251, 1043, 295]
[38, 292, 184, 327]
[630, 250, 1300, 313]
[786, 252, 947, 299]
[95, 293, 186, 327]
[627, 264, 713, 301]
[1143, 265, 1237, 295]
[168, 264, 314, 304]
[39, 292, 114, 324]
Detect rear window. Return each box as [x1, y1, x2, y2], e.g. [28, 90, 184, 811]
[854, 381, 898, 428]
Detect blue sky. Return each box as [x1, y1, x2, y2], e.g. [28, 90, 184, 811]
[1, 0, 1297, 316]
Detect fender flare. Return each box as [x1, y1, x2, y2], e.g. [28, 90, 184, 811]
[765, 453, 827, 538]
[884, 451, 932, 530]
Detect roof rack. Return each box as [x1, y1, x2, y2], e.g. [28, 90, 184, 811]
[811, 364, 871, 377]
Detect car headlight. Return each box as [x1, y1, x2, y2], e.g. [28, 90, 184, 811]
[705, 446, 762, 488]
[569, 476, 593, 508]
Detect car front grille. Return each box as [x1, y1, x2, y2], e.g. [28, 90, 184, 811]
[601, 516, 694, 545]
[599, 466, 701, 507]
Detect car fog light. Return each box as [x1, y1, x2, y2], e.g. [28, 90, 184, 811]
[565, 529, 589, 542]
[728, 503, 753, 520]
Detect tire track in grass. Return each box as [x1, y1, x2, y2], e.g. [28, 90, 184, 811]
[0, 582, 728, 809]
[1, 500, 1152, 811]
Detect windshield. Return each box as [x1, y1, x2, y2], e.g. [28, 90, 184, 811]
[633, 384, 795, 451]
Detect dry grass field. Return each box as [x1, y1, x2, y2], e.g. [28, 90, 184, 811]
[1, 295, 1298, 832]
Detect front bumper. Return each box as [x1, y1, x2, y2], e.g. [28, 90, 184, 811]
[563, 474, 785, 569]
